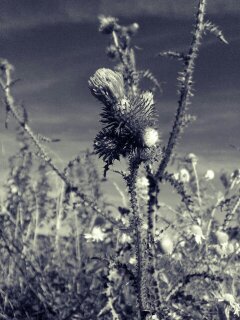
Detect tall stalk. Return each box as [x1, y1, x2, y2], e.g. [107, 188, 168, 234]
[128, 158, 147, 320]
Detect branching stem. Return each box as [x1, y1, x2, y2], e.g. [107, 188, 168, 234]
[156, 0, 207, 180]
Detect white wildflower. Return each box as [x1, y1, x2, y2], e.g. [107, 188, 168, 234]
[179, 168, 190, 183]
[84, 226, 105, 243]
[191, 225, 205, 245]
[129, 256, 137, 265]
[204, 169, 215, 180]
[143, 127, 159, 147]
[119, 233, 132, 244]
[11, 185, 18, 194]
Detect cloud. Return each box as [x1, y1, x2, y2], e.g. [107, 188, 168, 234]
[0, 0, 239, 33]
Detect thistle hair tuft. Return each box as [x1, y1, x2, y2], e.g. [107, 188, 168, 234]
[143, 127, 159, 148]
[88, 68, 125, 106]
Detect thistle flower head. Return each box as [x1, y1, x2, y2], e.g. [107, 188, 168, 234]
[143, 127, 159, 148]
[88, 68, 125, 106]
[98, 15, 118, 34]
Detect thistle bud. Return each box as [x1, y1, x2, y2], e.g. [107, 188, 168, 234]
[143, 127, 159, 148]
[89, 68, 125, 106]
[187, 153, 198, 165]
[127, 22, 139, 36]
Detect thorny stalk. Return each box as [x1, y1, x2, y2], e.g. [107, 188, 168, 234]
[0, 59, 112, 225]
[156, 0, 207, 180]
[0, 59, 113, 224]
[146, 0, 208, 314]
[128, 158, 147, 320]
[191, 160, 202, 207]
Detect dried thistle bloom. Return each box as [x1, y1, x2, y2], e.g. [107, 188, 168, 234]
[143, 127, 159, 147]
[98, 15, 118, 34]
[90, 73, 159, 171]
[88, 68, 125, 106]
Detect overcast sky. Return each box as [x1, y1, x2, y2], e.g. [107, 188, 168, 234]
[0, 0, 239, 192]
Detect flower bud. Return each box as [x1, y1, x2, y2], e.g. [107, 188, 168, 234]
[127, 23, 139, 36]
[187, 153, 198, 165]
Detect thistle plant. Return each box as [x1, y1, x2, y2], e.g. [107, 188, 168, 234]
[87, 0, 238, 319]
[0, 0, 239, 319]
